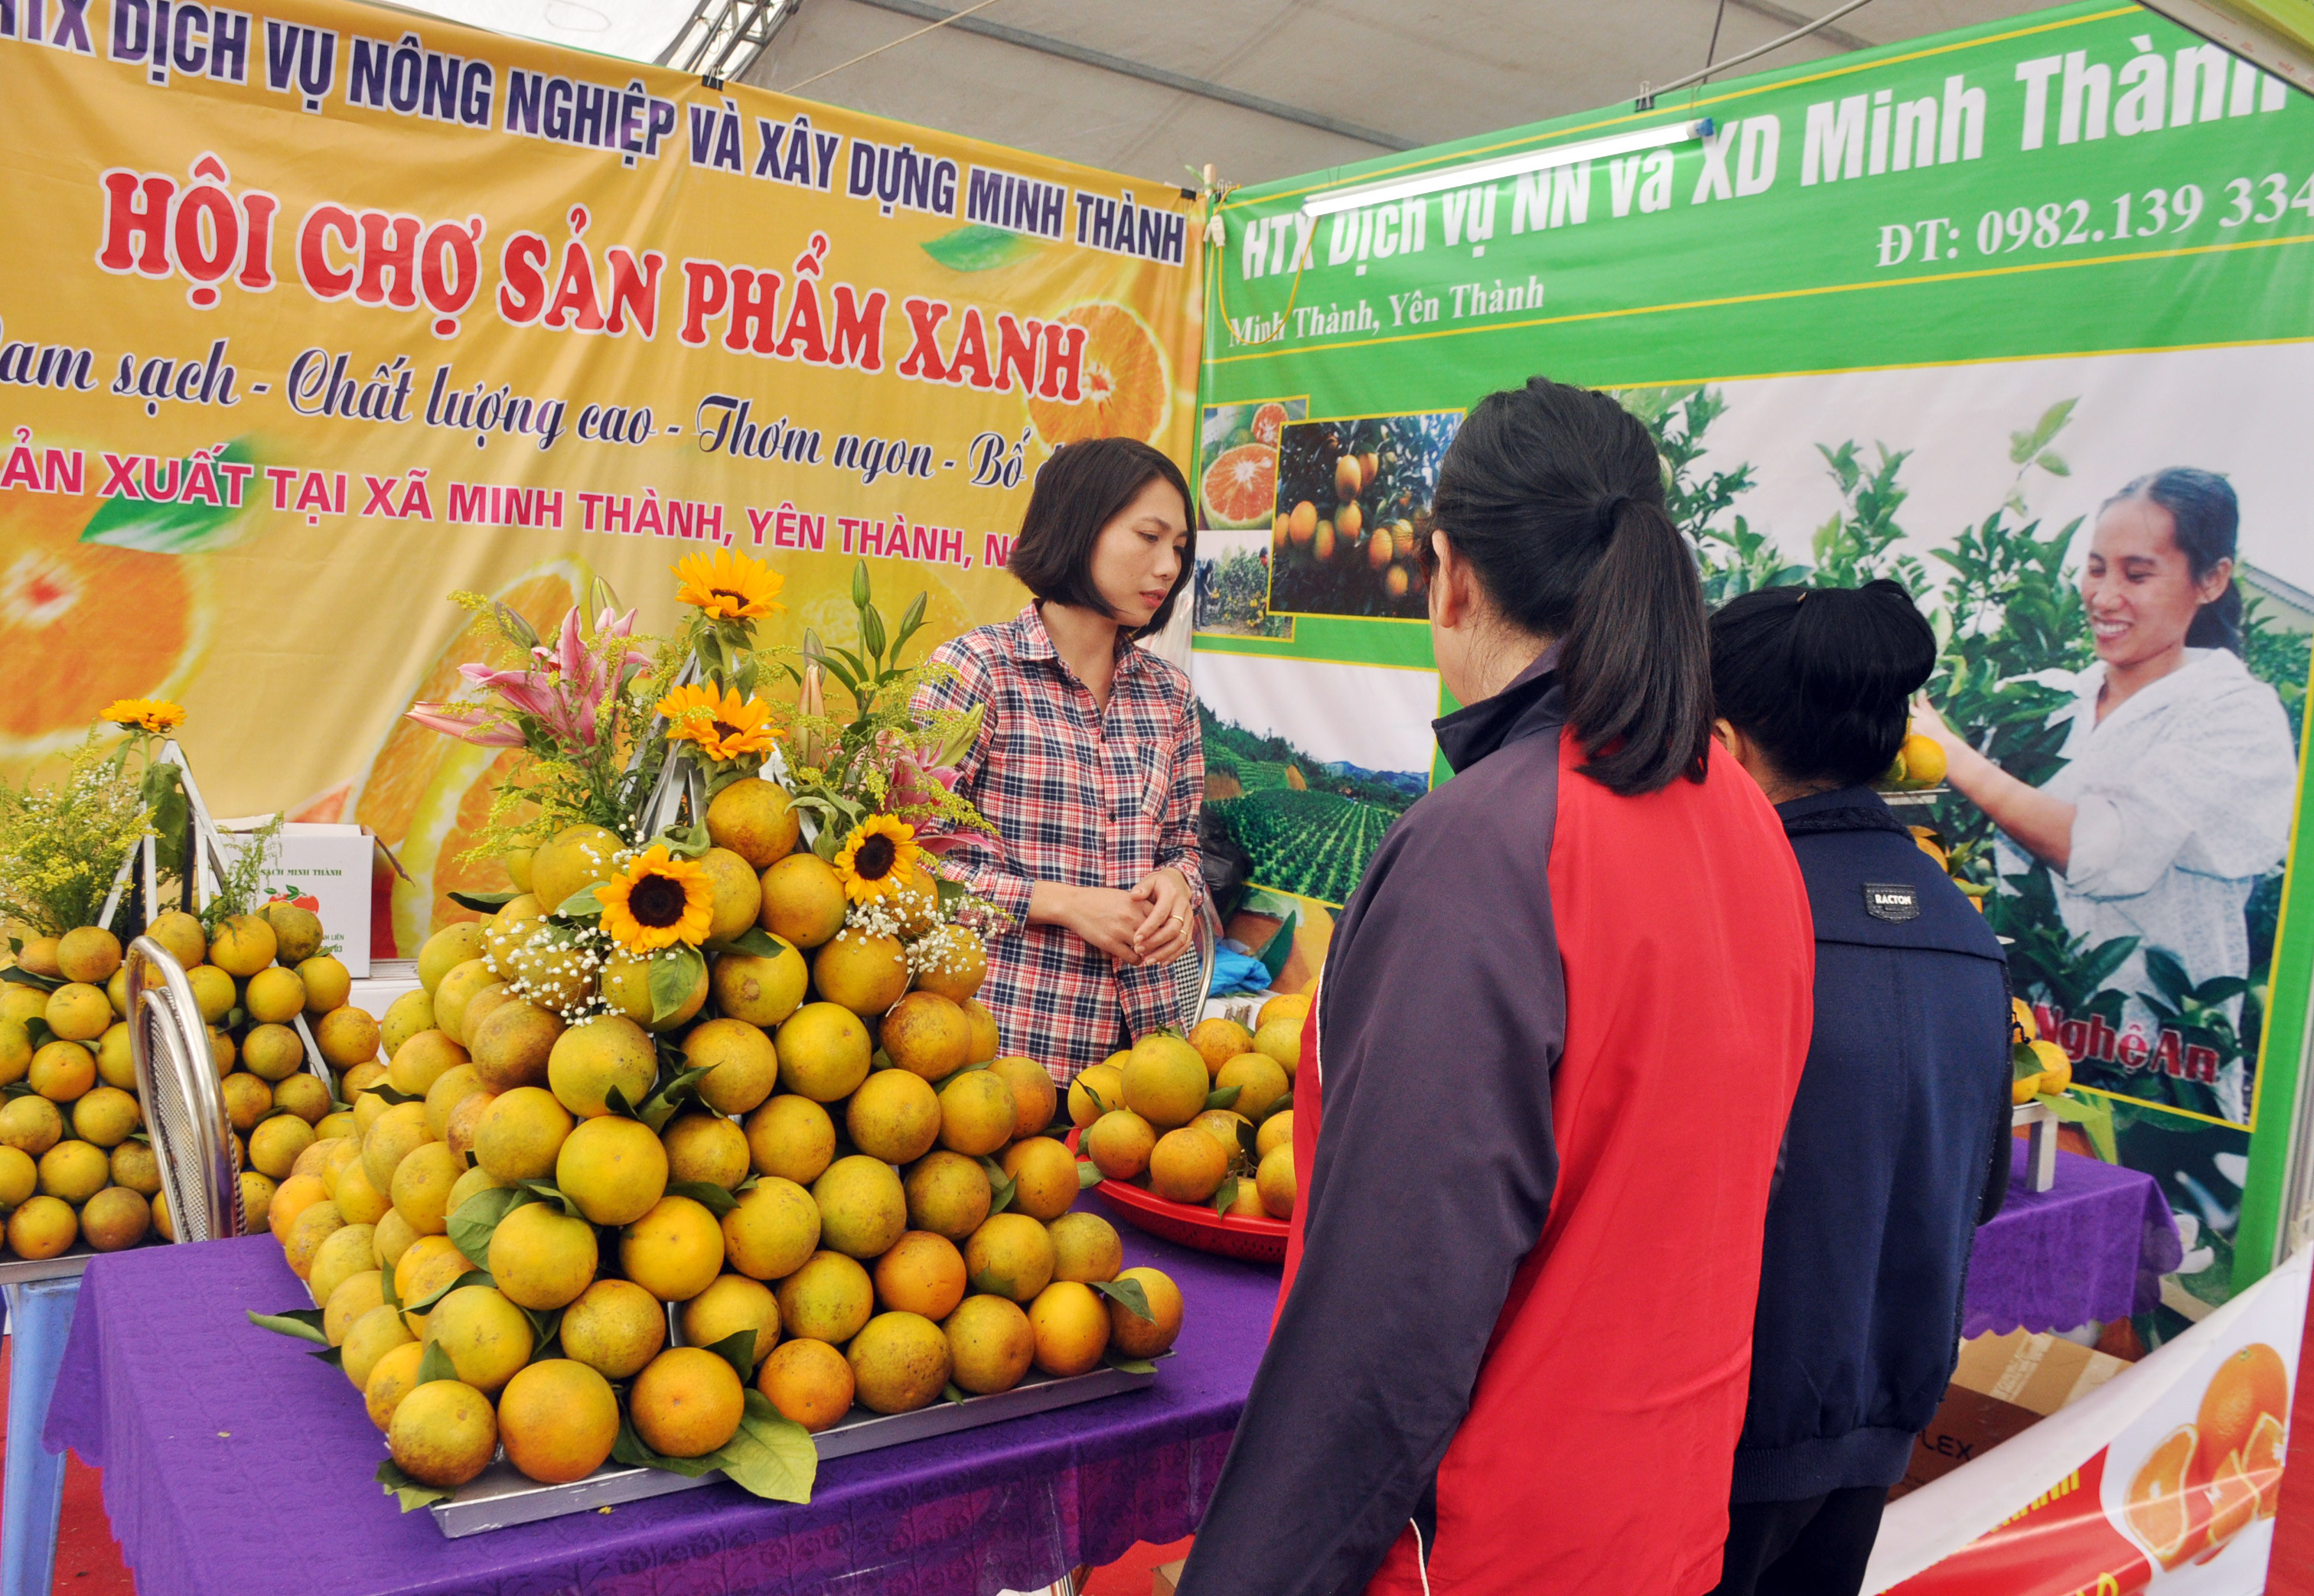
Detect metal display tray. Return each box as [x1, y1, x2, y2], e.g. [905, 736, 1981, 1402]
[427, 1362, 1157, 1537]
[0, 1243, 101, 1286]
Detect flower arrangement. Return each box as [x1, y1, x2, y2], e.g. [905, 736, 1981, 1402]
[402, 552, 1005, 1031]
[0, 697, 204, 943]
[319, 554, 1181, 1513]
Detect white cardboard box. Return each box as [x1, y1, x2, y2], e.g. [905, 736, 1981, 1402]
[215, 822, 374, 975]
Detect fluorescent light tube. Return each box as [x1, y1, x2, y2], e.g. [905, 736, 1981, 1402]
[1301, 118, 1714, 217]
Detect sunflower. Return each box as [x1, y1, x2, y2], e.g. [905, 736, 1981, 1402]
[100, 699, 185, 734]
[658, 682, 779, 762]
[834, 815, 922, 904]
[597, 845, 715, 952]
[673, 550, 786, 620]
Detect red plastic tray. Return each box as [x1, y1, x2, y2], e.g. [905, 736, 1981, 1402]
[1064, 1125, 1288, 1265]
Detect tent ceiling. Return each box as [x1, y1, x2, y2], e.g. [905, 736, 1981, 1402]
[735, 0, 2063, 185]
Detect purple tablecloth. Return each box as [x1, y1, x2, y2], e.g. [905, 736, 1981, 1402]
[1960, 1142, 2183, 1338]
[44, 1210, 1279, 1596]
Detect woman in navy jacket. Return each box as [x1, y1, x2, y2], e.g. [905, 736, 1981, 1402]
[1706, 581, 2015, 1596]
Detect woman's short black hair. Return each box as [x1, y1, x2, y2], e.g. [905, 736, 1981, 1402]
[1007, 438, 1194, 637]
[1709, 579, 1938, 788]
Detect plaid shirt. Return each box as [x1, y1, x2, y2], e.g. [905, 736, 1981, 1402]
[914, 605, 1204, 1083]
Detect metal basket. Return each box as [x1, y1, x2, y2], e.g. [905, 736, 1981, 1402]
[1165, 897, 1222, 1035]
[125, 937, 243, 1243]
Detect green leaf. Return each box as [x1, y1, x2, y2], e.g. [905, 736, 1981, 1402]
[307, 1343, 346, 1369]
[1234, 1119, 1260, 1164]
[1093, 1278, 1153, 1323]
[706, 1391, 818, 1503]
[667, 1180, 739, 1219]
[705, 1326, 760, 1386]
[611, 1412, 722, 1477]
[603, 1084, 640, 1121]
[416, 1340, 460, 1386]
[2034, 450, 2070, 477]
[556, 886, 607, 920]
[638, 1062, 714, 1132]
[1204, 1086, 1242, 1112]
[445, 1184, 534, 1270]
[648, 946, 708, 1027]
[707, 928, 794, 962]
[1077, 1158, 1103, 1190]
[375, 1457, 456, 1513]
[1101, 1352, 1158, 1375]
[981, 1155, 1017, 1216]
[378, 1258, 401, 1310]
[446, 890, 524, 914]
[360, 1081, 423, 1107]
[920, 223, 1045, 273]
[1212, 1175, 1239, 1217]
[517, 1178, 583, 1220]
[0, 966, 59, 992]
[247, 1308, 329, 1345]
[80, 439, 260, 553]
[942, 1381, 969, 1405]
[1269, 1091, 1292, 1117]
[655, 822, 712, 860]
[406, 1269, 492, 1319]
[521, 1304, 562, 1360]
[22, 1017, 54, 1050]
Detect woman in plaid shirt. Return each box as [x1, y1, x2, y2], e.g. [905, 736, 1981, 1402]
[913, 438, 1204, 1086]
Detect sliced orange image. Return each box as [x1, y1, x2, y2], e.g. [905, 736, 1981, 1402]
[2244, 1410, 2286, 1519]
[2202, 1448, 2260, 1555]
[1251, 402, 1288, 446]
[2124, 1423, 2199, 1572]
[1025, 302, 1169, 448]
[2194, 1342, 2289, 1489]
[1202, 444, 1278, 530]
[348, 562, 585, 953]
[0, 492, 209, 761]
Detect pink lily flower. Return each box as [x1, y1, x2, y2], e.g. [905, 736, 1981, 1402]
[404, 703, 526, 747]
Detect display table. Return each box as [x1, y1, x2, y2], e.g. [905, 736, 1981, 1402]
[1960, 1142, 2184, 1338]
[45, 1220, 1278, 1596]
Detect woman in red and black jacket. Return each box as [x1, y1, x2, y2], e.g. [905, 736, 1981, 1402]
[1181, 379, 1816, 1596]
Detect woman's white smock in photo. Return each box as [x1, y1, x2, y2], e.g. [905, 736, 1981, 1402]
[1995, 647, 2296, 1122]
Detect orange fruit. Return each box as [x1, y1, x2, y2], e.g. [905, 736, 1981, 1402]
[2205, 1447, 2260, 1552]
[2195, 1342, 2289, 1487]
[1025, 302, 1168, 447]
[2126, 1424, 2200, 1570]
[2244, 1411, 2286, 1518]
[0, 490, 208, 759]
[349, 564, 582, 951]
[1201, 445, 1276, 530]
[1250, 402, 1287, 445]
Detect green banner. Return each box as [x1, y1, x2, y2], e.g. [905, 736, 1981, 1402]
[1191, 0, 2314, 1319]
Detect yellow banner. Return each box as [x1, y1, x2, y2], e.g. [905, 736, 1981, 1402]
[0, 0, 1204, 948]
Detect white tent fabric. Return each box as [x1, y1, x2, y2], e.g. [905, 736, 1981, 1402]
[383, 0, 2055, 184]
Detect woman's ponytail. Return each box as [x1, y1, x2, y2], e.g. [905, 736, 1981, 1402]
[1431, 378, 1712, 796]
[1560, 498, 1712, 794]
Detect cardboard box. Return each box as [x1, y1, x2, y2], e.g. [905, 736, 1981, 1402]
[1153, 1559, 1186, 1596]
[214, 822, 376, 974]
[1892, 1328, 2128, 1498]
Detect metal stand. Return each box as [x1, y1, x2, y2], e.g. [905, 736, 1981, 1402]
[0, 1276, 78, 1596]
[2013, 1100, 2058, 1194]
[93, 740, 240, 929]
